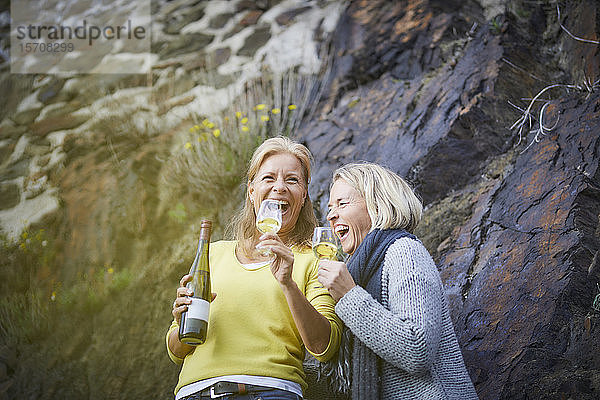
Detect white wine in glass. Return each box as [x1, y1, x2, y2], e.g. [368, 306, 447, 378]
[256, 199, 282, 256]
[256, 217, 281, 233]
[312, 227, 340, 260]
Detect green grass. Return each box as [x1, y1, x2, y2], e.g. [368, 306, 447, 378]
[0, 291, 52, 345]
[0, 229, 133, 346]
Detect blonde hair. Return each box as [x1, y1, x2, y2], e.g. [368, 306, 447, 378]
[332, 162, 422, 233]
[230, 136, 317, 256]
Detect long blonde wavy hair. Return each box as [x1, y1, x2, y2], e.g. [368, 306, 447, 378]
[229, 136, 318, 257]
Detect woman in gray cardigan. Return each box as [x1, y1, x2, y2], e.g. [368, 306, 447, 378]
[317, 162, 478, 400]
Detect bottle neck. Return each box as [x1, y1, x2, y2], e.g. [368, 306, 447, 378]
[199, 220, 212, 241]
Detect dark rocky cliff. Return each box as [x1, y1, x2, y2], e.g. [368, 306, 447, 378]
[0, 0, 598, 399]
[302, 0, 600, 398]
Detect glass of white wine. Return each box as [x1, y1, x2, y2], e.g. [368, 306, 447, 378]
[312, 227, 340, 260]
[256, 199, 283, 256]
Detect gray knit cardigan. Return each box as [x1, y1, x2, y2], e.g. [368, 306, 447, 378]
[335, 237, 479, 399]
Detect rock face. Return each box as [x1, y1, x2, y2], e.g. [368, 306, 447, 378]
[437, 95, 600, 399]
[0, 0, 599, 399]
[300, 0, 600, 399]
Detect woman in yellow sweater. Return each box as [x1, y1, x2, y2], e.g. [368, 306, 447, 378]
[166, 137, 342, 400]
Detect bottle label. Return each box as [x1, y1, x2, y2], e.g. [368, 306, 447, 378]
[188, 298, 210, 321]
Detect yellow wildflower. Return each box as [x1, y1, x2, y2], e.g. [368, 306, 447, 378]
[235, 111, 242, 119]
[51, 291, 56, 301]
[255, 104, 266, 111]
[241, 117, 249, 124]
[271, 108, 281, 114]
[189, 127, 195, 133]
[202, 119, 211, 127]
[261, 115, 270, 122]
[185, 142, 192, 149]
[207, 122, 215, 129]
[213, 129, 221, 138]
[107, 267, 114, 274]
[241, 126, 250, 132]
[288, 104, 297, 110]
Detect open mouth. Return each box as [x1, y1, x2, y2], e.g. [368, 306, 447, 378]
[279, 201, 289, 212]
[334, 225, 349, 241]
[270, 199, 289, 214]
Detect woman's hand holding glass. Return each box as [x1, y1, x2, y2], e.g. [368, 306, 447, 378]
[259, 231, 295, 286]
[255, 199, 283, 257]
[314, 227, 355, 301]
[255, 199, 295, 285]
[317, 259, 356, 302]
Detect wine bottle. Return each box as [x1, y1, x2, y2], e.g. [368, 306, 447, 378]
[179, 220, 212, 345]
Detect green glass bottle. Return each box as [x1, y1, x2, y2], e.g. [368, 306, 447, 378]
[179, 220, 212, 345]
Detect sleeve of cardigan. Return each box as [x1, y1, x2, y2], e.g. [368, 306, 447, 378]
[334, 237, 443, 375]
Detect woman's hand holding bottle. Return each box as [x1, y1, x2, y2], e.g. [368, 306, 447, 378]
[172, 274, 217, 327]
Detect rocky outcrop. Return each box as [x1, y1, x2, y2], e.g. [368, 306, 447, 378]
[302, 0, 600, 399]
[441, 95, 600, 399]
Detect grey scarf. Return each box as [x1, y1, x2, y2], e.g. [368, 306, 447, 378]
[343, 229, 415, 399]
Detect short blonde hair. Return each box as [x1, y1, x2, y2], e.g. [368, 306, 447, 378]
[230, 136, 317, 255]
[332, 162, 422, 233]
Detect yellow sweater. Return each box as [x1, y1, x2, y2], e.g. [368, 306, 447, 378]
[166, 240, 342, 395]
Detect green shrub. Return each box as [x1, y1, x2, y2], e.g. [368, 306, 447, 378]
[0, 291, 52, 345]
[55, 265, 133, 315]
[162, 68, 332, 232]
[0, 229, 57, 345]
[109, 268, 133, 293]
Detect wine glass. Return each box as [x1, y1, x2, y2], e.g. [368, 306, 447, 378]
[312, 227, 340, 261]
[256, 199, 283, 256]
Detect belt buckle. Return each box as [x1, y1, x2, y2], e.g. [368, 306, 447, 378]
[210, 386, 228, 399]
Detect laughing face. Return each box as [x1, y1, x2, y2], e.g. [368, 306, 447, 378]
[248, 152, 307, 240]
[327, 178, 372, 255]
